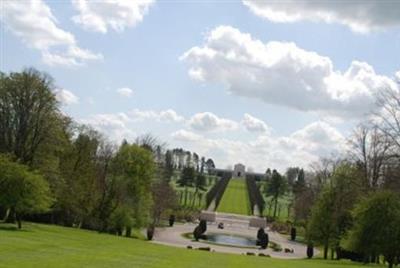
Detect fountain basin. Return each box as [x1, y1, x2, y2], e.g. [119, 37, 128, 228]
[184, 232, 258, 248]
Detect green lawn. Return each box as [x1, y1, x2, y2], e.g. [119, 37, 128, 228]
[217, 179, 251, 215]
[263, 194, 293, 221]
[0, 222, 385, 268]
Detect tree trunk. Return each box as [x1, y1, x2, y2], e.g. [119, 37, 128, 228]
[323, 243, 329, 259]
[184, 187, 188, 206]
[16, 213, 22, 229]
[273, 197, 278, 218]
[5, 207, 16, 223]
[125, 227, 131, 237]
[191, 189, 198, 208]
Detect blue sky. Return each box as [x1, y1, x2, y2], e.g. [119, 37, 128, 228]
[1, 0, 400, 171]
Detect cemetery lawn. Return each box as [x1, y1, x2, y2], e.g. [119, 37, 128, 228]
[217, 179, 251, 215]
[0, 222, 385, 268]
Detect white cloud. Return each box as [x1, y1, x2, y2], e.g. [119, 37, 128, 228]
[171, 120, 346, 172]
[129, 108, 184, 123]
[171, 129, 202, 142]
[396, 71, 400, 82]
[181, 26, 398, 118]
[159, 109, 185, 123]
[117, 87, 134, 97]
[188, 112, 238, 132]
[79, 113, 135, 142]
[54, 89, 79, 105]
[1, 0, 102, 66]
[241, 113, 269, 133]
[243, 0, 400, 33]
[72, 0, 154, 33]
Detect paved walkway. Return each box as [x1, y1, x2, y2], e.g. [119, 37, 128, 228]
[151, 213, 317, 259]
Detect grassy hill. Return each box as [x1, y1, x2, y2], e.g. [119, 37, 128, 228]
[217, 179, 251, 215]
[0, 222, 385, 268]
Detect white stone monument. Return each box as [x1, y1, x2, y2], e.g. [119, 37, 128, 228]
[233, 163, 246, 178]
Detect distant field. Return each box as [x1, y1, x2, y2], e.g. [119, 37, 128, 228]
[217, 179, 251, 215]
[0, 223, 386, 268]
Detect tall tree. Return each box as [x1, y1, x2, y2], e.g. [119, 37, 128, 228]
[191, 173, 207, 207]
[265, 170, 287, 218]
[193, 153, 199, 172]
[205, 158, 215, 174]
[57, 127, 100, 227]
[178, 166, 195, 206]
[307, 164, 363, 259]
[375, 87, 400, 153]
[349, 125, 391, 188]
[200, 157, 206, 174]
[112, 143, 155, 230]
[286, 167, 300, 188]
[0, 69, 65, 166]
[163, 150, 174, 181]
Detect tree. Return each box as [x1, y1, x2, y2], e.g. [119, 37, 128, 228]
[286, 167, 300, 188]
[375, 87, 400, 153]
[200, 157, 206, 174]
[349, 125, 391, 188]
[163, 150, 174, 181]
[112, 143, 155, 231]
[347, 191, 400, 268]
[150, 180, 177, 226]
[191, 173, 207, 207]
[307, 187, 335, 259]
[205, 158, 215, 174]
[0, 154, 52, 228]
[57, 128, 101, 227]
[264, 170, 287, 218]
[307, 164, 363, 259]
[0, 69, 65, 166]
[177, 166, 195, 206]
[193, 153, 199, 172]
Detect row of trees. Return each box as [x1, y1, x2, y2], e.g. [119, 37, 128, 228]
[260, 84, 400, 267]
[168, 148, 215, 174]
[0, 69, 214, 233]
[291, 87, 400, 267]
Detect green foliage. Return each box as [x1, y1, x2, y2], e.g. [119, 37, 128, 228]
[307, 164, 363, 259]
[57, 129, 101, 226]
[0, 68, 64, 166]
[0, 155, 52, 228]
[346, 191, 400, 267]
[164, 150, 174, 181]
[112, 143, 155, 228]
[265, 170, 287, 218]
[178, 167, 196, 187]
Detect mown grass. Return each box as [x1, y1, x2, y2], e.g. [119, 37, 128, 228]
[0, 222, 385, 268]
[217, 179, 251, 215]
[263, 194, 293, 221]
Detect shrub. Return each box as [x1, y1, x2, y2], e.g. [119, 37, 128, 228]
[290, 227, 297, 241]
[147, 226, 155, 240]
[169, 215, 175, 227]
[307, 243, 314, 259]
[193, 225, 202, 241]
[199, 219, 207, 233]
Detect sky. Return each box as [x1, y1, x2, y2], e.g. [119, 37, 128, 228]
[1, 0, 400, 172]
